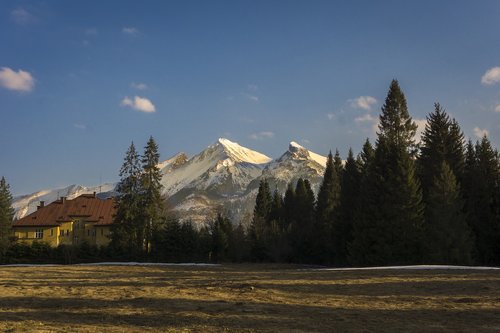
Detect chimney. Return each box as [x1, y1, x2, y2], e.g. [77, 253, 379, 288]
[93, 191, 96, 198]
[61, 197, 66, 204]
[37, 201, 45, 210]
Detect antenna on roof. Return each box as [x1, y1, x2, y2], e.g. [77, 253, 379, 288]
[99, 173, 102, 193]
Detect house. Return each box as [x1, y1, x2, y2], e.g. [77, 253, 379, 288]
[12, 193, 116, 247]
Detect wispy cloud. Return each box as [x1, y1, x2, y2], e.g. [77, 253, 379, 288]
[131, 82, 148, 90]
[495, 104, 500, 113]
[242, 93, 259, 102]
[249, 131, 274, 140]
[473, 126, 489, 138]
[10, 8, 36, 25]
[247, 84, 258, 91]
[0, 67, 35, 92]
[122, 27, 139, 36]
[121, 96, 156, 113]
[327, 113, 336, 120]
[349, 96, 378, 111]
[354, 113, 377, 123]
[74, 123, 87, 130]
[481, 67, 500, 85]
[85, 28, 98, 36]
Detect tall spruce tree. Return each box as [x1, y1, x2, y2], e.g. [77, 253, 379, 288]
[335, 149, 360, 266]
[315, 151, 341, 263]
[463, 137, 500, 264]
[250, 179, 272, 261]
[141, 136, 165, 253]
[0, 177, 14, 261]
[424, 162, 472, 264]
[418, 103, 465, 199]
[111, 142, 143, 256]
[291, 178, 315, 263]
[351, 80, 424, 265]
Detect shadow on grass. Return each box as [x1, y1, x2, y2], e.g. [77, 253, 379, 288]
[0, 296, 499, 332]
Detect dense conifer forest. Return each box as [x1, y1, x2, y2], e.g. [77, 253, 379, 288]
[1, 80, 499, 266]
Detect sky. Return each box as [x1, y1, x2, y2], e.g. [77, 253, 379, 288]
[1, 1, 500, 196]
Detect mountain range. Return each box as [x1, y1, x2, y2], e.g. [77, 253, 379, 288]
[12, 138, 327, 225]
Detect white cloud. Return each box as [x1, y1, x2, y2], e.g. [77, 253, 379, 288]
[249, 131, 274, 140]
[121, 96, 156, 113]
[0, 67, 35, 92]
[74, 123, 87, 130]
[349, 96, 377, 111]
[327, 113, 335, 120]
[354, 113, 376, 123]
[473, 127, 489, 138]
[481, 67, 500, 85]
[242, 93, 259, 102]
[131, 82, 148, 90]
[10, 8, 36, 25]
[495, 104, 500, 113]
[122, 27, 139, 36]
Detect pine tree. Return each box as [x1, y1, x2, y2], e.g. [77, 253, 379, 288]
[249, 179, 272, 261]
[463, 137, 500, 264]
[335, 149, 360, 266]
[418, 103, 465, 199]
[351, 80, 424, 265]
[315, 151, 340, 263]
[0, 177, 14, 261]
[211, 213, 232, 263]
[357, 138, 375, 174]
[424, 162, 472, 264]
[111, 142, 144, 256]
[141, 136, 165, 253]
[291, 178, 315, 263]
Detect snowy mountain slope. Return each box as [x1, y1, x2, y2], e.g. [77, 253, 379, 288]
[161, 138, 271, 197]
[12, 138, 328, 225]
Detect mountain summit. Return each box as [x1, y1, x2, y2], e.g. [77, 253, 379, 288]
[13, 138, 327, 224]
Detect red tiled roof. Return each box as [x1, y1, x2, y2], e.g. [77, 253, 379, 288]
[13, 194, 116, 227]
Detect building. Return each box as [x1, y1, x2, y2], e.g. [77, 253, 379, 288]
[12, 193, 116, 247]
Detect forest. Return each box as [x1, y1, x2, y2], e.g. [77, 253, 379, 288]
[1, 80, 499, 266]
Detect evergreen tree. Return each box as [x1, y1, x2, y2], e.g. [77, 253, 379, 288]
[424, 162, 472, 264]
[463, 137, 500, 264]
[111, 142, 143, 256]
[335, 149, 360, 266]
[351, 80, 424, 265]
[315, 151, 339, 263]
[291, 178, 315, 263]
[419, 103, 465, 199]
[211, 213, 232, 263]
[249, 179, 272, 261]
[357, 138, 375, 174]
[0, 177, 14, 261]
[141, 136, 165, 253]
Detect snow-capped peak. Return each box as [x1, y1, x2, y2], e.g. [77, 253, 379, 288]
[215, 138, 272, 164]
[287, 141, 327, 166]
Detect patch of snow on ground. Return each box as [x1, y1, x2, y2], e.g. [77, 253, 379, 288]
[309, 265, 500, 271]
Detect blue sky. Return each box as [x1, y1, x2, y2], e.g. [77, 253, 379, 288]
[1, 1, 500, 195]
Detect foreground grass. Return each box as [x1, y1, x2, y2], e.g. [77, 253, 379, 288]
[0, 264, 499, 332]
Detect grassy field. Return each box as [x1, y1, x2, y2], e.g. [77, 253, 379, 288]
[0, 264, 499, 332]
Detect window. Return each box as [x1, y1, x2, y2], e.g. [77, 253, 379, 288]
[35, 229, 43, 239]
[87, 229, 90, 236]
[60, 230, 64, 236]
[66, 230, 69, 236]
[50, 229, 54, 236]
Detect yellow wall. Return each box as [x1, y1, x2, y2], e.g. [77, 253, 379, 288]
[14, 226, 59, 247]
[95, 226, 111, 247]
[14, 221, 111, 248]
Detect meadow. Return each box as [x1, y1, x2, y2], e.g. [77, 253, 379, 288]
[0, 264, 499, 332]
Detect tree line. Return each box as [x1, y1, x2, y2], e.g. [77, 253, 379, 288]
[1, 80, 499, 265]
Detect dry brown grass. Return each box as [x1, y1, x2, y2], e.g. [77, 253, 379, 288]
[0, 264, 499, 332]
